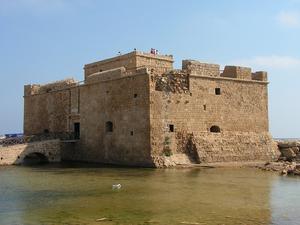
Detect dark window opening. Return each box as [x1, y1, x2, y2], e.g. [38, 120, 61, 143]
[203, 104, 207, 110]
[130, 131, 134, 136]
[134, 94, 138, 98]
[44, 129, 49, 134]
[74, 123, 80, 139]
[106, 121, 113, 132]
[210, 125, 221, 133]
[169, 124, 174, 132]
[215, 88, 221, 95]
[1, 157, 3, 160]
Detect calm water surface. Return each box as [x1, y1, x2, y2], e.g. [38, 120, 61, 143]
[0, 163, 300, 225]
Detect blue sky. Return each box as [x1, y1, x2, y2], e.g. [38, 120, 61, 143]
[0, 0, 299, 138]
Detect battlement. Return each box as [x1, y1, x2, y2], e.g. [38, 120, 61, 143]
[84, 51, 173, 80]
[252, 71, 268, 81]
[221, 66, 252, 80]
[181, 60, 267, 82]
[24, 78, 77, 96]
[182, 60, 220, 77]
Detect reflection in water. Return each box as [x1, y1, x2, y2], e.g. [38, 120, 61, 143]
[0, 163, 295, 225]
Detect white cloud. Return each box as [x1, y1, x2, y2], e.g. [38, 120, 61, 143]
[277, 11, 300, 28]
[231, 55, 300, 71]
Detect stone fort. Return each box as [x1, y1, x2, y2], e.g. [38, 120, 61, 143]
[23, 50, 279, 167]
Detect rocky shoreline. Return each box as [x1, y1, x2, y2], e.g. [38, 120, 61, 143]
[259, 140, 300, 176]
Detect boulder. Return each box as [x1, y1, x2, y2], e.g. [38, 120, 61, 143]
[280, 148, 296, 161]
[277, 141, 298, 148]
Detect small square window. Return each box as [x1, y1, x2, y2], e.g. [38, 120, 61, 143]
[134, 94, 138, 98]
[130, 131, 134, 136]
[169, 124, 174, 132]
[215, 88, 221, 95]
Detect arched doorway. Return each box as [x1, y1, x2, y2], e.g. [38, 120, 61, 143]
[210, 125, 221, 133]
[22, 152, 49, 165]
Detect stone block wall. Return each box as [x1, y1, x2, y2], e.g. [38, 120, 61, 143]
[194, 132, 279, 163]
[149, 65, 276, 167]
[24, 79, 78, 135]
[78, 69, 153, 166]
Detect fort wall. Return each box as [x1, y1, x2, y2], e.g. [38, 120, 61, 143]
[24, 79, 78, 135]
[77, 69, 153, 166]
[150, 60, 279, 167]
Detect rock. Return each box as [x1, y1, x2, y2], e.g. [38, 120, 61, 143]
[277, 141, 298, 148]
[281, 169, 288, 175]
[293, 169, 300, 175]
[292, 147, 300, 154]
[280, 148, 296, 161]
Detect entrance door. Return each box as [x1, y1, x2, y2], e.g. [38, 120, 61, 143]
[74, 123, 80, 139]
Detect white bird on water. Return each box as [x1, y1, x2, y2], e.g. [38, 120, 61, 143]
[112, 184, 122, 190]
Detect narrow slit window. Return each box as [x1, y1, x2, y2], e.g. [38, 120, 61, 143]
[169, 124, 174, 132]
[203, 104, 207, 111]
[130, 131, 134, 136]
[74, 123, 80, 139]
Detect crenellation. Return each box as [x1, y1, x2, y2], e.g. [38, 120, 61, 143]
[24, 79, 77, 96]
[221, 66, 252, 80]
[252, 71, 268, 81]
[182, 60, 220, 77]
